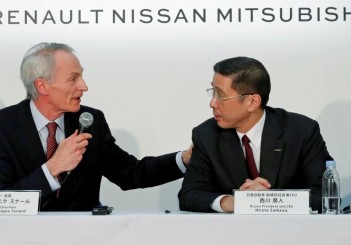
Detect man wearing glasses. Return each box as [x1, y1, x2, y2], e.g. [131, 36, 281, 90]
[178, 56, 332, 213]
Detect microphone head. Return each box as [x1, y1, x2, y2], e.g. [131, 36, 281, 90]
[79, 112, 94, 128]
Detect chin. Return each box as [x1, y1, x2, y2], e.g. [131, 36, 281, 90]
[216, 120, 234, 129]
[216, 121, 227, 129]
[67, 105, 81, 112]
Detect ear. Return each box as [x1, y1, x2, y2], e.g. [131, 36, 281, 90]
[34, 78, 49, 96]
[247, 94, 262, 112]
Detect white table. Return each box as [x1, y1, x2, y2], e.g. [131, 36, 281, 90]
[0, 212, 349, 245]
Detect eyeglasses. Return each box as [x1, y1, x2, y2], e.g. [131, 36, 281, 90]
[206, 88, 254, 102]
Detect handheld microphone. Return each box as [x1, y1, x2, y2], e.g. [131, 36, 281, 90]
[67, 112, 94, 175]
[78, 112, 94, 134]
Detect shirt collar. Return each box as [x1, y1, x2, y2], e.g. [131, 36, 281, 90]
[236, 110, 266, 148]
[30, 100, 65, 131]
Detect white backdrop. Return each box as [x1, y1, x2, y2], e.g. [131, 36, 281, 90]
[0, 0, 350, 211]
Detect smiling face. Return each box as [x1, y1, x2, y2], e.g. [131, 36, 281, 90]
[210, 73, 263, 133]
[34, 50, 88, 120]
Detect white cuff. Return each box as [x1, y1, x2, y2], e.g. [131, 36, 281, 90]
[42, 163, 61, 191]
[176, 151, 186, 173]
[211, 195, 227, 212]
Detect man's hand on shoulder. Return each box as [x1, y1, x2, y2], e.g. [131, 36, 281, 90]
[181, 143, 193, 166]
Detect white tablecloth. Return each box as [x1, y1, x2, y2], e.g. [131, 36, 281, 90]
[0, 212, 349, 245]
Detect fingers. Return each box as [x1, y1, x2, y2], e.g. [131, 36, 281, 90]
[75, 132, 92, 142]
[254, 177, 271, 188]
[239, 180, 253, 190]
[65, 132, 92, 152]
[65, 133, 91, 158]
[239, 177, 271, 190]
[66, 130, 92, 141]
[66, 129, 78, 139]
[47, 132, 92, 177]
[182, 144, 193, 165]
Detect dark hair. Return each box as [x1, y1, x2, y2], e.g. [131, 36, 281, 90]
[213, 57, 271, 107]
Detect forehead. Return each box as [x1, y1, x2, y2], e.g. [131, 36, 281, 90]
[54, 50, 82, 72]
[212, 73, 235, 92]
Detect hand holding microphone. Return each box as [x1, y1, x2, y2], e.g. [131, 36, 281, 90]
[46, 112, 94, 177]
[66, 112, 94, 174]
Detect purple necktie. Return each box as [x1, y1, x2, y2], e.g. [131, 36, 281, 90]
[242, 135, 259, 179]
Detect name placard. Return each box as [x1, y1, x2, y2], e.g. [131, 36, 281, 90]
[234, 189, 310, 215]
[0, 191, 41, 215]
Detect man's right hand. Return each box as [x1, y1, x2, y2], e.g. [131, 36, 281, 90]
[220, 177, 271, 213]
[46, 130, 92, 177]
[239, 177, 271, 190]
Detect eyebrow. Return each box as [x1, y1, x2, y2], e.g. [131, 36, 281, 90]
[70, 72, 81, 77]
[71, 67, 83, 76]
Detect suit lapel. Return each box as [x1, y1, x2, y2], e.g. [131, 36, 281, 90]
[64, 112, 79, 137]
[259, 109, 285, 187]
[63, 111, 81, 178]
[219, 129, 249, 187]
[15, 100, 46, 169]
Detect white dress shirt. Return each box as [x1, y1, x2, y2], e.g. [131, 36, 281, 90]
[211, 111, 266, 212]
[30, 100, 64, 191]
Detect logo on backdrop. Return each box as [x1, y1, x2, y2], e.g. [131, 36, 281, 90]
[0, 7, 350, 25]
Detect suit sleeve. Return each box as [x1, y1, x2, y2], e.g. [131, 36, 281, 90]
[0, 157, 52, 195]
[92, 111, 184, 190]
[178, 127, 221, 212]
[0, 128, 52, 196]
[300, 120, 331, 212]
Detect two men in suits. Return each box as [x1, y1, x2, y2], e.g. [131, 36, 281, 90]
[178, 57, 332, 213]
[0, 42, 192, 211]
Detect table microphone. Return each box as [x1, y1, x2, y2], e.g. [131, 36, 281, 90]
[67, 112, 94, 175]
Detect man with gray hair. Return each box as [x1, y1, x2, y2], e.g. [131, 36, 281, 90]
[0, 42, 192, 211]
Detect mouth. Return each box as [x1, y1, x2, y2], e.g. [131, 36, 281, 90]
[73, 97, 82, 103]
[213, 113, 221, 120]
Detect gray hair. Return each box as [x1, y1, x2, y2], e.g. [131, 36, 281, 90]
[20, 42, 74, 100]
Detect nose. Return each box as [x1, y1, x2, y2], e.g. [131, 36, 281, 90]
[210, 97, 218, 108]
[78, 78, 88, 92]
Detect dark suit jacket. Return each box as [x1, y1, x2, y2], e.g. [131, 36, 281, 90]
[0, 100, 183, 211]
[178, 107, 332, 212]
